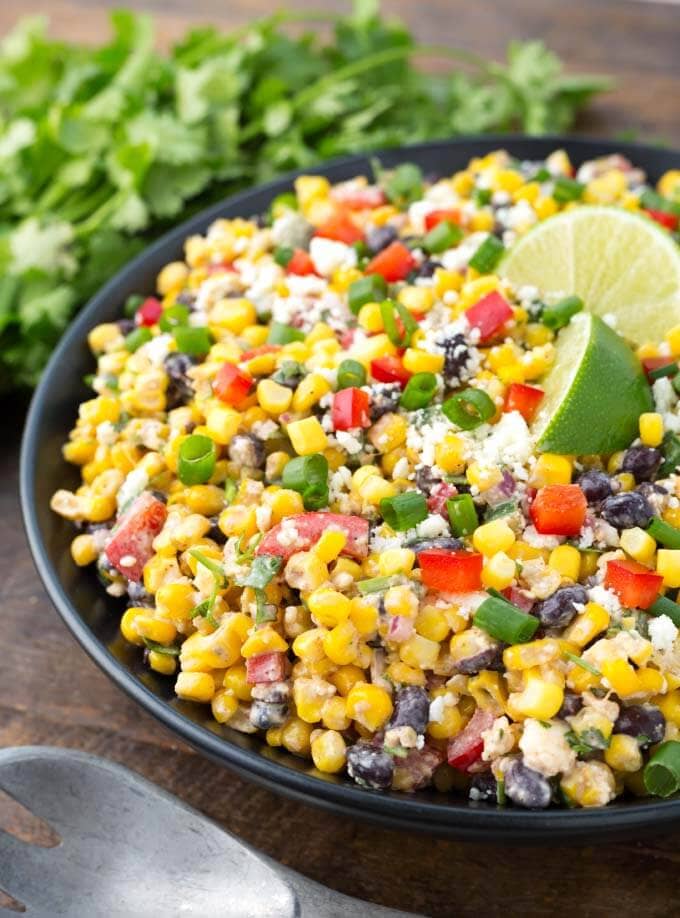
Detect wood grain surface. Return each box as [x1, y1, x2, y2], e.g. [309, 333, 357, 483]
[2, 2, 680, 916]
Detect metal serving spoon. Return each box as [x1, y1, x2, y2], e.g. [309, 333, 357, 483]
[0, 747, 418, 918]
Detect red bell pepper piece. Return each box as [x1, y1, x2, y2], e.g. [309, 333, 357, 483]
[418, 549, 483, 593]
[645, 209, 679, 232]
[246, 652, 287, 684]
[331, 387, 371, 431]
[447, 708, 495, 771]
[331, 185, 386, 209]
[427, 482, 457, 517]
[364, 241, 416, 282]
[314, 212, 364, 245]
[286, 249, 317, 276]
[642, 356, 678, 380]
[502, 586, 535, 614]
[370, 355, 412, 387]
[104, 492, 168, 582]
[604, 559, 663, 610]
[135, 297, 162, 327]
[465, 291, 514, 342]
[213, 362, 253, 406]
[239, 344, 281, 361]
[424, 208, 461, 231]
[504, 382, 544, 422]
[257, 512, 370, 561]
[530, 484, 587, 536]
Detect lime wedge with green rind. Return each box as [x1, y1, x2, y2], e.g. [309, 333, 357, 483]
[499, 206, 680, 346]
[533, 313, 652, 454]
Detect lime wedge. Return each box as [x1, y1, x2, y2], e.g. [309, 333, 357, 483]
[500, 206, 680, 345]
[533, 313, 652, 454]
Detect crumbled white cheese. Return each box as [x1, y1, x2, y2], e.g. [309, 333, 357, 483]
[309, 237, 357, 277]
[255, 505, 272, 533]
[522, 525, 563, 549]
[96, 421, 118, 446]
[653, 376, 676, 414]
[518, 719, 576, 777]
[587, 584, 622, 616]
[649, 614, 679, 652]
[472, 411, 533, 470]
[334, 430, 364, 455]
[117, 468, 148, 510]
[428, 695, 447, 725]
[271, 211, 311, 249]
[415, 514, 450, 539]
[495, 199, 537, 231]
[482, 716, 515, 761]
[392, 457, 410, 480]
[251, 419, 279, 440]
[276, 519, 300, 548]
[142, 333, 173, 367]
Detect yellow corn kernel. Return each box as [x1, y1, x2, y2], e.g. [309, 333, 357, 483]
[577, 549, 599, 581]
[601, 659, 641, 698]
[348, 332, 397, 368]
[656, 689, 680, 726]
[321, 696, 351, 731]
[281, 717, 313, 756]
[313, 530, 347, 564]
[293, 627, 326, 664]
[79, 396, 121, 426]
[560, 761, 616, 808]
[70, 533, 98, 567]
[346, 682, 393, 732]
[81, 494, 116, 523]
[351, 466, 379, 490]
[639, 412, 664, 448]
[202, 404, 239, 446]
[534, 196, 558, 220]
[357, 301, 384, 333]
[323, 620, 359, 665]
[657, 549, 680, 588]
[521, 343, 554, 380]
[222, 664, 252, 701]
[613, 472, 635, 493]
[376, 548, 414, 578]
[133, 615, 177, 645]
[63, 439, 97, 465]
[620, 527, 657, 564]
[530, 453, 573, 487]
[284, 551, 329, 592]
[606, 450, 625, 474]
[659, 170, 680, 200]
[525, 323, 554, 347]
[357, 475, 397, 505]
[636, 667, 666, 695]
[267, 489, 305, 524]
[328, 664, 365, 697]
[664, 323, 680, 358]
[507, 667, 564, 721]
[349, 598, 379, 636]
[384, 585, 418, 618]
[473, 520, 516, 557]
[566, 664, 600, 694]
[240, 627, 288, 659]
[210, 297, 256, 333]
[402, 348, 444, 374]
[585, 170, 627, 204]
[176, 671, 215, 703]
[218, 505, 258, 539]
[154, 582, 194, 622]
[120, 608, 147, 646]
[466, 462, 502, 492]
[287, 416, 328, 455]
[256, 379, 292, 416]
[148, 650, 177, 676]
[563, 602, 610, 648]
[503, 638, 562, 671]
[414, 605, 449, 643]
[157, 260, 189, 296]
[481, 552, 516, 590]
[604, 734, 643, 773]
[427, 701, 464, 740]
[295, 175, 331, 208]
[468, 671, 508, 713]
[311, 729, 347, 773]
[434, 434, 466, 475]
[88, 323, 123, 354]
[368, 412, 408, 453]
[291, 373, 331, 413]
[399, 634, 440, 670]
[182, 484, 224, 517]
[433, 269, 464, 300]
[308, 588, 351, 628]
[470, 210, 494, 232]
[211, 690, 239, 723]
[548, 545, 581, 581]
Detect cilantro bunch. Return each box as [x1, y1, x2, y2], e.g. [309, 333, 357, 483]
[0, 2, 611, 389]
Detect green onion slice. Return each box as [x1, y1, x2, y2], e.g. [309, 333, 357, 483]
[274, 245, 294, 267]
[159, 304, 190, 332]
[660, 433, 680, 477]
[337, 358, 367, 390]
[173, 325, 213, 356]
[447, 494, 478, 537]
[423, 220, 463, 254]
[380, 491, 428, 531]
[178, 434, 217, 485]
[124, 294, 145, 318]
[282, 453, 329, 510]
[380, 299, 418, 347]
[267, 321, 305, 345]
[473, 594, 539, 643]
[564, 651, 601, 676]
[124, 326, 152, 352]
[442, 388, 495, 430]
[400, 372, 437, 410]
[358, 575, 395, 594]
[648, 594, 680, 628]
[644, 741, 680, 797]
[553, 176, 585, 203]
[348, 274, 387, 315]
[541, 296, 583, 331]
[648, 517, 680, 549]
[468, 235, 504, 273]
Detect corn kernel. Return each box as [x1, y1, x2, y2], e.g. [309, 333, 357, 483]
[427, 701, 464, 740]
[507, 667, 564, 721]
[563, 602, 610, 648]
[292, 373, 331, 413]
[657, 549, 680, 588]
[120, 608, 147, 646]
[323, 620, 359, 665]
[473, 519, 516, 556]
[357, 475, 397, 505]
[434, 434, 466, 474]
[548, 544, 581, 581]
[481, 551, 516, 590]
[384, 585, 418, 618]
[308, 588, 351, 627]
[414, 605, 449, 643]
[402, 348, 444, 374]
[399, 634, 440, 669]
[620, 527, 657, 564]
[560, 760, 616, 808]
[210, 298, 256, 333]
[257, 379, 293, 415]
[639, 412, 664, 448]
[321, 695, 351, 731]
[70, 533, 98, 567]
[241, 627, 288, 659]
[311, 729, 347, 773]
[313, 530, 347, 563]
[211, 690, 239, 723]
[287, 416, 328, 455]
[281, 717, 313, 756]
[346, 682, 393, 732]
[601, 659, 640, 698]
[357, 301, 384, 333]
[284, 551, 329, 592]
[268, 488, 305, 524]
[530, 453, 573, 487]
[148, 650, 177, 676]
[466, 462, 502, 492]
[378, 548, 416, 577]
[349, 597, 379, 636]
[503, 638, 562, 671]
[368, 413, 408, 453]
[604, 734, 643, 773]
[176, 671, 215, 703]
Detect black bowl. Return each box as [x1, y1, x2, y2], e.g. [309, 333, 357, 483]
[21, 135, 680, 841]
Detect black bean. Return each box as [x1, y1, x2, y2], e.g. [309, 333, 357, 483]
[164, 352, 196, 408]
[409, 537, 464, 554]
[415, 259, 441, 278]
[249, 701, 288, 730]
[150, 489, 167, 504]
[127, 581, 154, 606]
[117, 318, 135, 334]
[577, 469, 612, 504]
[366, 225, 398, 254]
[504, 759, 552, 809]
[175, 291, 198, 310]
[207, 516, 227, 545]
[414, 466, 443, 492]
[536, 585, 587, 629]
[388, 686, 430, 734]
[368, 383, 402, 421]
[636, 481, 668, 498]
[347, 744, 395, 791]
[469, 771, 498, 802]
[614, 704, 665, 748]
[600, 491, 654, 529]
[228, 434, 265, 469]
[455, 645, 504, 675]
[558, 691, 583, 718]
[622, 446, 662, 482]
[438, 333, 471, 383]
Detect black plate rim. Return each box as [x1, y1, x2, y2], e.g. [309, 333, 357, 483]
[20, 133, 680, 840]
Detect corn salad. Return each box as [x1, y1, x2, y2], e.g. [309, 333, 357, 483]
[52, 150, 680, 809]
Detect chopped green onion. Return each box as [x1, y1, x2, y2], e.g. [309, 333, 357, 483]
[649, 361, 678, 381]
[644, 741, 680, 797]
[564, 651, 601, 676]
[640, 188, 680, 217]
[485, 500, 518, 522]
[380, 491, 428, 531]
[237, 553, 282, 590]
[178, 435, 217, 485]
[649, 594, 680, 628]
[274, 245, 294, 267]
[473, 594, 539, 643]
[124, 326, 152, 352]
[124, 293, 145, 317]
[468, 235, 504, 273]
[496, 777, 506, 806]
[380, 299, 418, 347]
[173, 325, 213, 356]
[143, 638, 180, 657]
[159, 304, 190, 332]
[272, 360, 306, 386]
[541, 295, 583, 331]
[224, 477, 238, 505]
[442, 387, 495, 430]
[269, 191, 298, 218]
[337, 359, 367, 390]
[400, 372, 437, 410]
[553, 176, 585, 203]
[447, 494, 478, 537]
[384, 162, 423, 207]
[660, 432, 680, 477]
[472, 188, 492, 207]
[348, 274, 387, 315]
[267, 321, 305, 344]
[423, 220, 463, 254]
[358, 575, 394, 594]
[282, 453, 329, 510]
[648, 517, 680, 549]
[531, 167, 551, 183]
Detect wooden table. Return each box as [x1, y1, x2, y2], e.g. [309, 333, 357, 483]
[2, 1, 680, 915]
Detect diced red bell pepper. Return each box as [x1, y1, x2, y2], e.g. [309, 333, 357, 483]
[331, 185, 386, 209]
[427, 482, 457, 517]
[135, 297, 162, 327]
[257, 512, 370, 561]
[370, 355, 412, 387]
[104, 492, 168, 582]
[239, 344, 281, 362]
[465, 291, 514, 342]
[418, 549, 483, 593]
[339, 328, 357, 350]
[286, 249, 317, 276]
[332, 387, 371, 431]
[530, 484, 586, 536]
[645, 209, 679, 232]
[213, 362, 253, 405]
[314, 212, 364, 245]
[424, 208, 461, 231]
[364, 241, 416, 282]
[502, 586, 535, 614]
[504, 382, 544, 423]
[447, 708, 495, 771]
[246, 652, 287, 684]
[642, 356, 678, 380]
[604, 559, 663, 610]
